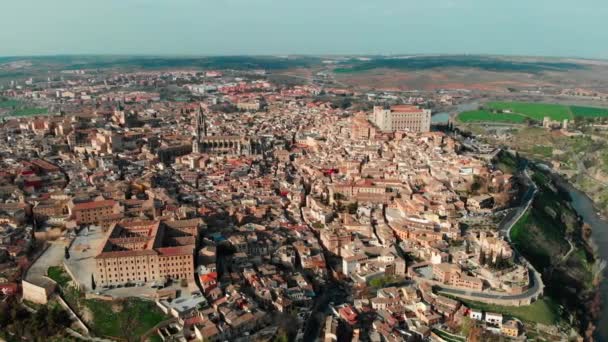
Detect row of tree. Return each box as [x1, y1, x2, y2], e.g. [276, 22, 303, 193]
[478, 248, 512, 270]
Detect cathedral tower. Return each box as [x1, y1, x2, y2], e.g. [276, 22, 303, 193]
[192, 107, 206, 153]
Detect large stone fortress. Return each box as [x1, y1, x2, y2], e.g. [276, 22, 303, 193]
[94, 219, 199, 286]
[371, 104, 432, 133]
[192, 108, 265, 155]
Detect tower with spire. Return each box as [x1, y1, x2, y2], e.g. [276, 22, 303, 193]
[193, 107, 207, 153]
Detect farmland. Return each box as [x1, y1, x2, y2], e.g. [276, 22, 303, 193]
[458, 110, 526, 123]
[457, 101, 608, 123]
[570, 105, 608, 117]
[486, 102, 572, 121]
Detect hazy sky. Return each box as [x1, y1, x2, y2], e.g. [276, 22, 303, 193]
[1, 0, 607, 58]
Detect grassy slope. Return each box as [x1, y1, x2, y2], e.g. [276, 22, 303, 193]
[529, 145, 553, 158]
[440, 246, 560, 326]
[495, 152, 518, 174]
[47, 266, 71, 287]
[51, 269, 166, 340]
[85, 298, 166, 338]
[452, 297, 561, 326]
[510, 193, 569, 269]
[507, 166, 597, 333]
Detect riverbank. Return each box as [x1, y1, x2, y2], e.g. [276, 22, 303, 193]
[451, 117, 608, 340]
[534, 165, 608, 342]
[497, 151, 605, 341]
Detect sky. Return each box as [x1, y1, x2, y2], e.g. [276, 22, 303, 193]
[1, 0, 607, 59]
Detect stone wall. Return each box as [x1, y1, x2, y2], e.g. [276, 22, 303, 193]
[22, 278, 55, 304]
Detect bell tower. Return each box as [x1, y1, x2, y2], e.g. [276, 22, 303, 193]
[193, 107, 207, 153]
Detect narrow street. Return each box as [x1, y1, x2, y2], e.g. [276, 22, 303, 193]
[299, 207, 349, 341]
[302, 282, 348, 341]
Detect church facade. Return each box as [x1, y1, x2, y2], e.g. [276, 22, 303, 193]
[192, 109, 265, 156]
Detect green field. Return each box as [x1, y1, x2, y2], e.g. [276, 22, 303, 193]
[487, 102, 573, 121]
[570, 105, 608, 117]
[458, 110, 527, 123]
[457, 101, 608, 123]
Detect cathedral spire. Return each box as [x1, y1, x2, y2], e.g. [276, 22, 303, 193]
[193, 107, 206, 153]
[196, 107, 206, 138]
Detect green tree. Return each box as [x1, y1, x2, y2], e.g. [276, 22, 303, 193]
[479, 250, 486, 265]
[460, 317, 475, 336]
[274, 332, 289, 342]
[369, 275, 396, 288]
[333, 192, 346, 201]
[347, 202, 359, 214]
[336, 201, 345, 212]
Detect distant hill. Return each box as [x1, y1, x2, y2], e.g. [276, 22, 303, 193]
[2, 55, 606, 92]
[0, 55, 592, 74]
[333, 55, 587, 74]
[0, 55, 322, 72]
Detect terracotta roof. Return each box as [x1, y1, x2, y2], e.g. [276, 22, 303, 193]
[95, 249, 157, 259]
[73, 200, 117, 210]
[200, 272, 218, 284]
[156, 246, 193, 256]
[183, 316, 204, 326]
[390, 105, 424, 113]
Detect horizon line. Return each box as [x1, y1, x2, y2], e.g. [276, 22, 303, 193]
[0, 53, 606, 62]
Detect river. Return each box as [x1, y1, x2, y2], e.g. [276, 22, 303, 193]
[552, 176, 608, 341]
[453, 109, 607, 339]
[432, 101, 480, 124]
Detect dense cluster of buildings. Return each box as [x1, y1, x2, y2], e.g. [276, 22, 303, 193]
[0, 67, 540, 341]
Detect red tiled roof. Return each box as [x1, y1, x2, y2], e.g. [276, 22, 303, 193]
[73, 200, 117, 210]
[95, 249, 157, 259]
[31, 159, 61, 172]
[339, 305, 358, 323]
[183, 316, 204, 326]
[156, 246, 193, 256]
[200, 272, 218, 284]
[390, 105, 423, 113]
